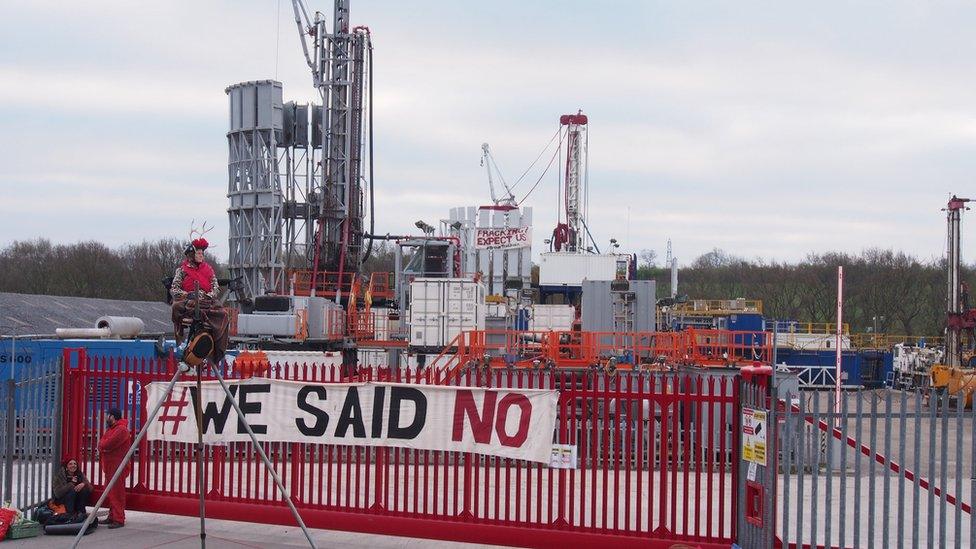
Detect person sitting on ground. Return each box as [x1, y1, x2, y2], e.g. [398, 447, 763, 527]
[51, 458, 92, 518]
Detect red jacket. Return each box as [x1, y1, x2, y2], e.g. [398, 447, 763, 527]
[98, 419, 131, 463]
[179, 260, 216, 294]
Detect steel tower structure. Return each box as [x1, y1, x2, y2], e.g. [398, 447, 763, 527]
[945, 195, 971, 368]
[552, 111, 588, 252]
[291, 0, 372, 296]
[226, 80, 286, 297]
[281, 101, 321, 276]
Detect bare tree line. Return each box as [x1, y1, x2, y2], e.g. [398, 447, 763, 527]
[0, 238, 397, 303]
[639, 248, 961, 336]
[0, 239, 961, 336]
[0, 238, 221, 302]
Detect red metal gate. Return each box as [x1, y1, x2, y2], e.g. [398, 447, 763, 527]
[62, 349, 739, 548]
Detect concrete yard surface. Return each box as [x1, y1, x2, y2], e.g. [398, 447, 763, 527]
[2, 510, 518, 549]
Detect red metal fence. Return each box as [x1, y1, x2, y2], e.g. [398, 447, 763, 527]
[62, 350, 739, 548]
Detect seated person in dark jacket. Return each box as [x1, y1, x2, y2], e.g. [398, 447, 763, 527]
[52, 458, 92, 516]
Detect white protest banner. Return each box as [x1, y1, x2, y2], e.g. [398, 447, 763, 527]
[147, 379, 559, 463]
[474, 227, 531, 250]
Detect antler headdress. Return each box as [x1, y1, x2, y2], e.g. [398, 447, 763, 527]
[188, 219, 215, 250]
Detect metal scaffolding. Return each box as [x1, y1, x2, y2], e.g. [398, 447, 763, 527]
[226, 81, 286, 298]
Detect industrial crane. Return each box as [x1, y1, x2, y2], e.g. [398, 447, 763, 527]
[931, 195, 976, 406]
[480, 143, 518, 208]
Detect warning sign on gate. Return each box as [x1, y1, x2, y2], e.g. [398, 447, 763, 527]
[742, 407, 767, 465]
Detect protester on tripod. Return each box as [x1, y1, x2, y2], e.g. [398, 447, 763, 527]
[169, 238, 230, 361]
[170, 239, 219, 302]
[51, 458, 92, 518]
[97, 408, 130, 529]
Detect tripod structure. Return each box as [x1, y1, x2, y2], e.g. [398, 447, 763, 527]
[71, 357, 317, 548]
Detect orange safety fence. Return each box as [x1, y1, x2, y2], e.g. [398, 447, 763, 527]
[682, 328, 773, 366]
[443, 328, 771, 379]
[327, 309, 408, 345]
[367, 271, 394, 301]
[290, 270, 358, 298]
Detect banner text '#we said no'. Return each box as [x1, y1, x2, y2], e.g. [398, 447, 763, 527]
[147, 379, 559, 463]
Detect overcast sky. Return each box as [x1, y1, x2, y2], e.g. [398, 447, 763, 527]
[2, 1, 974, 265]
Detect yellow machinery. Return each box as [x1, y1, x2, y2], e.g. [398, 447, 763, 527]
[931, 365, 976, 407]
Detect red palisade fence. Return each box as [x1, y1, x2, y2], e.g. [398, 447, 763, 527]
[62, 349, 738, 548]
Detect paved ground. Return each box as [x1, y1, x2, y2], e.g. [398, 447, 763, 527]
[3, 509, 514, 548]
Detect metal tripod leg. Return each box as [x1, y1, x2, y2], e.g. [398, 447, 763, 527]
[71, 366, 186, 548]
[206, 362, 318, 549]
[195, 362, 206, 548]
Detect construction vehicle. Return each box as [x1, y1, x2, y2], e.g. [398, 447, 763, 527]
[930, 195, 976, 406]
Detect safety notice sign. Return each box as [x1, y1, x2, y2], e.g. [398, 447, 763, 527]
[742, 407, 767, 465]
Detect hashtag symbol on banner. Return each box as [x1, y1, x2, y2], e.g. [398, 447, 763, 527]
[158, 387, 190, 435]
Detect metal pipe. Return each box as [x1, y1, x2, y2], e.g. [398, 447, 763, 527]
[195, 365, 207, 547]
[96, 316, 145, 337]
[55, 328, 111, 339]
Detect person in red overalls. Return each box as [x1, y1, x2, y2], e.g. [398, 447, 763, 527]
[97, 408, 131, 528]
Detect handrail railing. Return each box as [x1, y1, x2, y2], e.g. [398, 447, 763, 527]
[850, 333, 944, 348]
[447, 327, 773, 372]
[770, 321, 850, 335]
[672, 299, 763, 315]
[290, 270, 358, 298]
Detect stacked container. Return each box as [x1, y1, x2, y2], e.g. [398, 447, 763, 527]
[408, 278, 486, 349]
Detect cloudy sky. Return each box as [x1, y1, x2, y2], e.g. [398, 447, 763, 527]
[2, 1, 974, 265]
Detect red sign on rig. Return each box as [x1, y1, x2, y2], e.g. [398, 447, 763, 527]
[474, 227, 531, 250]
[147, 379, 559, 463]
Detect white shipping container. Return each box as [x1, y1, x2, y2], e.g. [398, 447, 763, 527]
[529, 304, 576, 331]
[539, 252, 631, 286]
[408, 278, 486, 348]
[370, 306, 393, 340]
[485, 302, 508, 318]
[775, 332, 852, 351]
[359, 348, 391, 367]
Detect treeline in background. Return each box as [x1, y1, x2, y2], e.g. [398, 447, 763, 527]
[637, 248, 962, 337]
[0, 239, 203, 302]
[0, 239, 963, 336]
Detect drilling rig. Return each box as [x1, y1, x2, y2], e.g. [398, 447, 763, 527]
[931, 195, 976, 406]
[229, 0, 375, 356]
[291, 0, 373, 301]
[551, 111, 589, 253]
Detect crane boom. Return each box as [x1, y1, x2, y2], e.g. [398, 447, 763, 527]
[480, 143, 517, 207]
